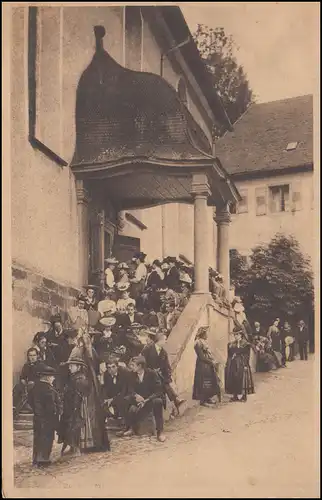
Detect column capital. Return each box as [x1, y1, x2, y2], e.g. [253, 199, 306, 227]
[191, 173, 211, 198]
[215, 203, 231, 225]
[76, 180, 90, 205]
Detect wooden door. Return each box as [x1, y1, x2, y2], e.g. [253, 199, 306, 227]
[113, 234, 140, 263]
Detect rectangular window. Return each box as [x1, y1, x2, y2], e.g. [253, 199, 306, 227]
[291, 182, 302, 211]
[237, 190, 248, 214]
[269, 184, 290, 213]
[255, 187, 267, 216]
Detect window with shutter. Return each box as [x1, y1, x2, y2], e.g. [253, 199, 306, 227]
[268, 184, 290, 212]
[255, 187, 267, 216]
[237, 190, 248, 214]
[291, 182, 302, 211]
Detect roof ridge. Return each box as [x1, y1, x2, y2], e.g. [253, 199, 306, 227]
[253, 94, 313, 107]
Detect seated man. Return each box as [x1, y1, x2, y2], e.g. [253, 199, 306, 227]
[123, 323, 145, 361]
[103, 356, 130, 419]
[142, 332, 185, 416]
[117, 303, 143, 328]
[46, 314, 71, 365]
[13, 347, 41, 417]
[157, 301, 181, 334]
[119, 355, 166, 442]
[33, 333, 57, 368]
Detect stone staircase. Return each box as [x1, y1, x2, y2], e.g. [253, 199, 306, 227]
[14, 411, 33, 431]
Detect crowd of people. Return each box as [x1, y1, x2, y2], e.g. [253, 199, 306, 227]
[12, 251, 310, 468]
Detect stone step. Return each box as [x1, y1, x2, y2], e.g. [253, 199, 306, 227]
[14, 420, 33, 431]
[15, 412, 34, 421]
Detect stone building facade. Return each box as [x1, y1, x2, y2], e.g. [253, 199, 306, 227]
[217, 95, 315, 271]
[10, 5, 238, 382]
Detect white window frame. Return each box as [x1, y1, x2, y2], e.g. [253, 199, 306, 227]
[268, 183, 290, 213]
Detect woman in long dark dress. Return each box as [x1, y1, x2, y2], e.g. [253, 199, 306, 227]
[58, 358, 91, 456]
[192, 327, 221, 407]
[225, 327, 255, 402]
[66, 330, 110, 452]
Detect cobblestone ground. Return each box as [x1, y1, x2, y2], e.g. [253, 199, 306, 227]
[12, 356, 319, 498]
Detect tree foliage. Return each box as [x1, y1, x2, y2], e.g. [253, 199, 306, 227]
[235, 234, 314, 327]
[230, 249, 248, 291]
[193, 24, 255, 138]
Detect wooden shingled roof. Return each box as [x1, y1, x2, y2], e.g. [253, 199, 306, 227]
[216, 95, 313, 178]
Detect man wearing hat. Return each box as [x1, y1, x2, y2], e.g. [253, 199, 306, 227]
[123, 323, 145, 361]
[104, 257, 119, 290]
[46, 314, 71, 366]
[58, 357, 90, 457]
[116, 283, 136, 314]
[27, 363, 61, 467]
[142, 332, 185, 416]
[164, 257, 181, 292]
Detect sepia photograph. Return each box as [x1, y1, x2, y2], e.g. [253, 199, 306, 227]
[2, 1, 320, 497]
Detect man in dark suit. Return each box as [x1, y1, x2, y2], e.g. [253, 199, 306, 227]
[164, 257, 181, 292]
[117, 303, 143, 328]
[142, 332, 185, 415]
[296, 320, 309, 360]
[103, 356, 130, 419]
[27, 363, 61, 467]
[253, 321, 266, 337]
[119, 355, 166, 442]
[45, 314, 71, 365]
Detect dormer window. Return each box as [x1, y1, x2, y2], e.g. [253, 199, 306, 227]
[286, 142, 298, 151]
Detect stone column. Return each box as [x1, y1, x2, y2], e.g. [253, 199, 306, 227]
[191, 174, 211, 294]
[215, 203, 231, 295]
[76, 180, 90, 287]
[212, 207, 217, 269]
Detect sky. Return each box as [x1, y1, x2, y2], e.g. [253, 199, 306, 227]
[180, 2, 319, 103]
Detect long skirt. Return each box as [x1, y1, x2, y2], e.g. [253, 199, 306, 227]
[225, 355, 255, 396]
[193, 360, 221, 402]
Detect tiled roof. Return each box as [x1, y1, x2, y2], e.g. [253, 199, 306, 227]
[71, 28, 213, 168]
[216, 95, 313, 176]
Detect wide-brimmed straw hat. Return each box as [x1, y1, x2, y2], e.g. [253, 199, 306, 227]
[130, 323, 142, 329]
[65, 357, 87, 367]
[117, 282, 130, 292]
[118, 262, 130, 270]
[84, 284, 99, 290]
[105, 257, 119, 265]
[99, 317, 116, 327]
